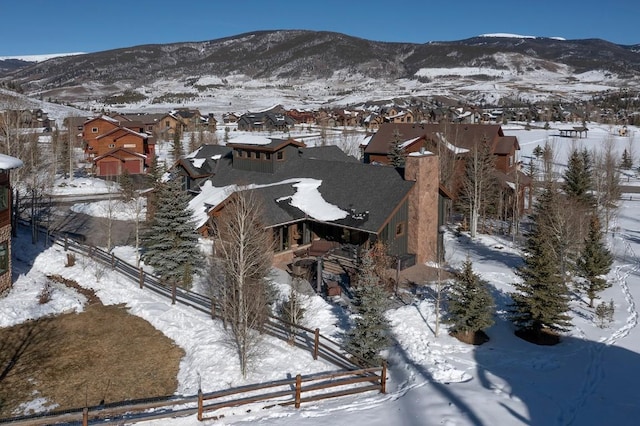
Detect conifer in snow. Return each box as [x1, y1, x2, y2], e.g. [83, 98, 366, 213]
[510, 185, 572, 341]
[446, 258, 495, 338]
[576, 215, 613, 307]
[345, 249, 391, 364]
[141, 177, 202, 288]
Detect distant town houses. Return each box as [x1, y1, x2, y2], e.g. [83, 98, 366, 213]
[8, 93, 635, 180]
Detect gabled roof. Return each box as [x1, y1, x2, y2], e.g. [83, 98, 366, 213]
[96, 126, 147, 141]
[177, 145, 232, 178]
[189, 147, 414, 233]
[94, 147, 147, 162]
[365, 122, 510, 156]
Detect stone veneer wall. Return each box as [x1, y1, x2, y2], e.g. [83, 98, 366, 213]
[405, 153, 440, 264]
[0, 224, 11, 295]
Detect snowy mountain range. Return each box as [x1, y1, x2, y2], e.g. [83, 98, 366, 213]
[1, 30, 639, 115]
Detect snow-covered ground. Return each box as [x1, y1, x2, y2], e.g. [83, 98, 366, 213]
[3, 122, 640, 425]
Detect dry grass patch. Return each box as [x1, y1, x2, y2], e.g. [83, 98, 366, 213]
[0, 302, 184, 417]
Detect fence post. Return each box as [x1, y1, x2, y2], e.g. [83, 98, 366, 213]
[64, 236, 68, 251]
[313, 329, 319, 360]
[294, 374, 302, 408]
[210, 299, 216, 319]
[380, 361, 387, 394]
[82, 407, 88, 426]
[172, 282, 177, 305]
[111, 253, 116, 268]
[197, 387, 203, 421]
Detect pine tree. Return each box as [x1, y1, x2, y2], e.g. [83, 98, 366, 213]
[119, 169, 135, 201]
[533, 145, 544, 159]
[576, 215, 613, 307]
[345, 249, 391, 364]
[141, 177, 202, 288]
[446, 258, 495, 338]
[563, 147, 593, 205]
[621, 148, 633, 169]
[387, 128, 406, 168]
[510, 184, 572, 341]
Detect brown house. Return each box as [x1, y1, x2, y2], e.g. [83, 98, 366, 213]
[181, 138, 446, 270]
[364, 122, 531, 212]
[83, 115, 155, 177]
[0, 154, 23, 295]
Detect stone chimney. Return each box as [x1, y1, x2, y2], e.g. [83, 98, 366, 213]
[404, 152, 439, 264]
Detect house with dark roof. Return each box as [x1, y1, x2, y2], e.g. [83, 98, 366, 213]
[363, 122, 531, 213]
[236, 111, 295, 132]
[173, 137, 445, 268]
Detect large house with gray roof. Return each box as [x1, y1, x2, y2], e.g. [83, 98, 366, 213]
[173, 137, 445, 268]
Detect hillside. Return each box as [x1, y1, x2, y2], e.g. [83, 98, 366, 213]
[1, 31, 639, 114]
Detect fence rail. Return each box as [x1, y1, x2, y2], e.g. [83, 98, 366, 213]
[0, 222, 384, 425]
[197, 366, 386, 421]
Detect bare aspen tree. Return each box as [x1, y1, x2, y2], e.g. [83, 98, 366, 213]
[124, 189, 145, 267]
[210, 188, 274, 377]
[103, 179, 118, 251]
[460, 137, 495, 238]
[592, 138, 621, 231]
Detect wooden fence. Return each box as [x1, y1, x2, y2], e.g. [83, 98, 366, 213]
[0, 224, 386, 424]
[197, 366, 386, 421]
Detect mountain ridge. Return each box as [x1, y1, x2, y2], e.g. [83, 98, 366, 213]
[1, 30, 639, 112]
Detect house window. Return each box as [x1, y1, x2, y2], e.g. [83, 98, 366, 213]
[509, 155, 514, 167]
[0, 241, 8, 276]
[276, 151, 284, 161]
[92, 127, 98, 133]
[265, 153, 271, 160]
[395, 222, 405, 237]
[0, 186, 8, 211]
[108, 143, 116, 148]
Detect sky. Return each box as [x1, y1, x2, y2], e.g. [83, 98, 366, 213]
[3, 123, 640, 424]
[0, 0, 638, 56]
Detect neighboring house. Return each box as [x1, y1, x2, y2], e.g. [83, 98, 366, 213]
[237, 110, 295, 132]
[0, 109, 51, 130]
[384, 109, 414, 124]
[177, 138, 446, 267]
[222, 112, 241, 124]
[286, 109, 316, 126]
[361, 112, 384, 130]
[82, 115, 155, 177]
[364, 122, 531, 212]
[153, 113, 187, 139]
[0, 154, 23, 295]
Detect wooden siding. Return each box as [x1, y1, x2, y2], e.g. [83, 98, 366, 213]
[380, 199, 408, 257]
[233, 149, 276, 173]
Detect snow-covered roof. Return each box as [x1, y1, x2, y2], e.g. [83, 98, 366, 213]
[434, 132, 470, 154]
[188, 178, 348, 228]
[226, 134, 274, 145]
[0, 154, 23, 170]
